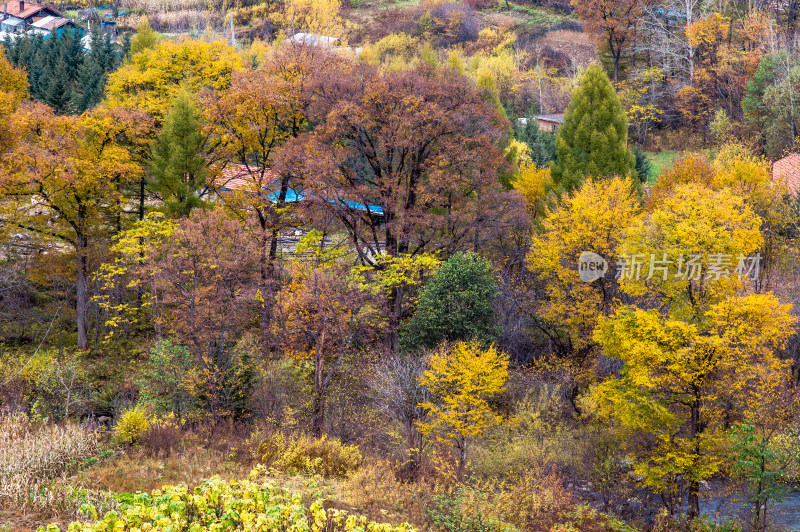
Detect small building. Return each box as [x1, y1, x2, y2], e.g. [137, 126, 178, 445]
[288, 32, 339, 47]
[1, 0, 63, 25]
[772, 153, 800, 196]
[0, 14, 23, 32]
[31, 15, 79, 35]
[533, 114, 565, 132]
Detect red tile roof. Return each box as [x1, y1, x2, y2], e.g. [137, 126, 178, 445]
[772, 153, 800, 196]
[214, 164, 280, 192]
[2, 0, 62, 20]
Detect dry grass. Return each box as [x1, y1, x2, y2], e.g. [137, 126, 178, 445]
[543, 29, 598, 44]
[73, 446, 252, 494]
[0, 415, 99, 512]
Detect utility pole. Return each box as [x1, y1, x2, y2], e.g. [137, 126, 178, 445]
[229, 9, 235, 47]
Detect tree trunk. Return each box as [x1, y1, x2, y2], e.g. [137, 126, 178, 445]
[456, 438, 467, 482]
[258, 225, 277, 353]
[688, 481, 700, 520]
[76, 232, 89, 350]
[687, 398, 701, 519]
[611, 37, 620, 83]
[312, 335, 326, 437]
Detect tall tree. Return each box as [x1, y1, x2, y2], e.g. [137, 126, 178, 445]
[0, 104, 142, 349]
[295, 64, 516, 353]
[202, 44, 340, 349]
[551, 64, 636, 193]
[150, 92, 210, 218]
[571, 0, 648, 82]
[593, 295, 795, 519]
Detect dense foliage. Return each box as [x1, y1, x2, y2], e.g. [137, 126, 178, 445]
[3, 0, 800, 530]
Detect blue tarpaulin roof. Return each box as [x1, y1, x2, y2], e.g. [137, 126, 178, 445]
[220, 186, 384, 215]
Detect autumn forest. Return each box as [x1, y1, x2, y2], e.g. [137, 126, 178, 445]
[2, 0, 800, 530]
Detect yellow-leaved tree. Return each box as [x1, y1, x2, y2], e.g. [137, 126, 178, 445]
[528, 176, 640, 356]
[512, 162, 553, 222]
[0, 46, 28, 155]
[418, 341, 509, 481]
[105, 39, 242, 120]
[281, 0, 344, 38]
[590, 180, 795, 520]
[591, 294, 795, 518]
[619, 184, 763, 319]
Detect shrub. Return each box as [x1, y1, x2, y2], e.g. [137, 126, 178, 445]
[140, 414, 183, 456]
[114, 405, 150, 445]
[252, 433, 363, 478]
[38, 471, 416, 532]
[401, 252, 500, 353]
[136, 340, 196, 423]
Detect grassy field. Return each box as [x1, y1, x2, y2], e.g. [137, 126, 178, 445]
[645, 150, 681, 184]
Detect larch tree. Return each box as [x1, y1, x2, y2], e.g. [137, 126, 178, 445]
[550, 63, 636, 194]
[129, 17, 160, 58]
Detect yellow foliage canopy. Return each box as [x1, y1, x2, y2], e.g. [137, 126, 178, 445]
[418, 341, 508, 478]
[620, 184, 762, 319]
[105, 39, 243, 120]
[590, 293, 795, 500]
[528, 176, 640, 351]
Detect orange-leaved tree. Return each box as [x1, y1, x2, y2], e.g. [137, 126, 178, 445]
[0, 103, 142, 349]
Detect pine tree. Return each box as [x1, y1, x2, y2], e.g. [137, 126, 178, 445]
[149, 92, 209, 218]
[515, 117, 556, 168]
[72, 57, 104, 113]
[550, 63, 636, 193]
[45, 59, 73, 113]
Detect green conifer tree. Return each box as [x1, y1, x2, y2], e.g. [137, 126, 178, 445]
[550, 63, 636, 193]
[515, 116, 556, 168]
[72, 57, 104, 113]
[149, 92, 209, 218]
[45, 60, 73, 113]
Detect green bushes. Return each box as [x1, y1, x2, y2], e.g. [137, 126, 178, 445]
[251, 433, 363, 478]
[400, 252, 500, 353]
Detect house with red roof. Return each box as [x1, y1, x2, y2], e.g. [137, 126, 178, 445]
[0, 0, 80, 35]
[772, 153, 800, 197]
[2, 0, 61, 24]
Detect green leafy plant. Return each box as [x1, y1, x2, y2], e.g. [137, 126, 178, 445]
[38, 471, 415, 532]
